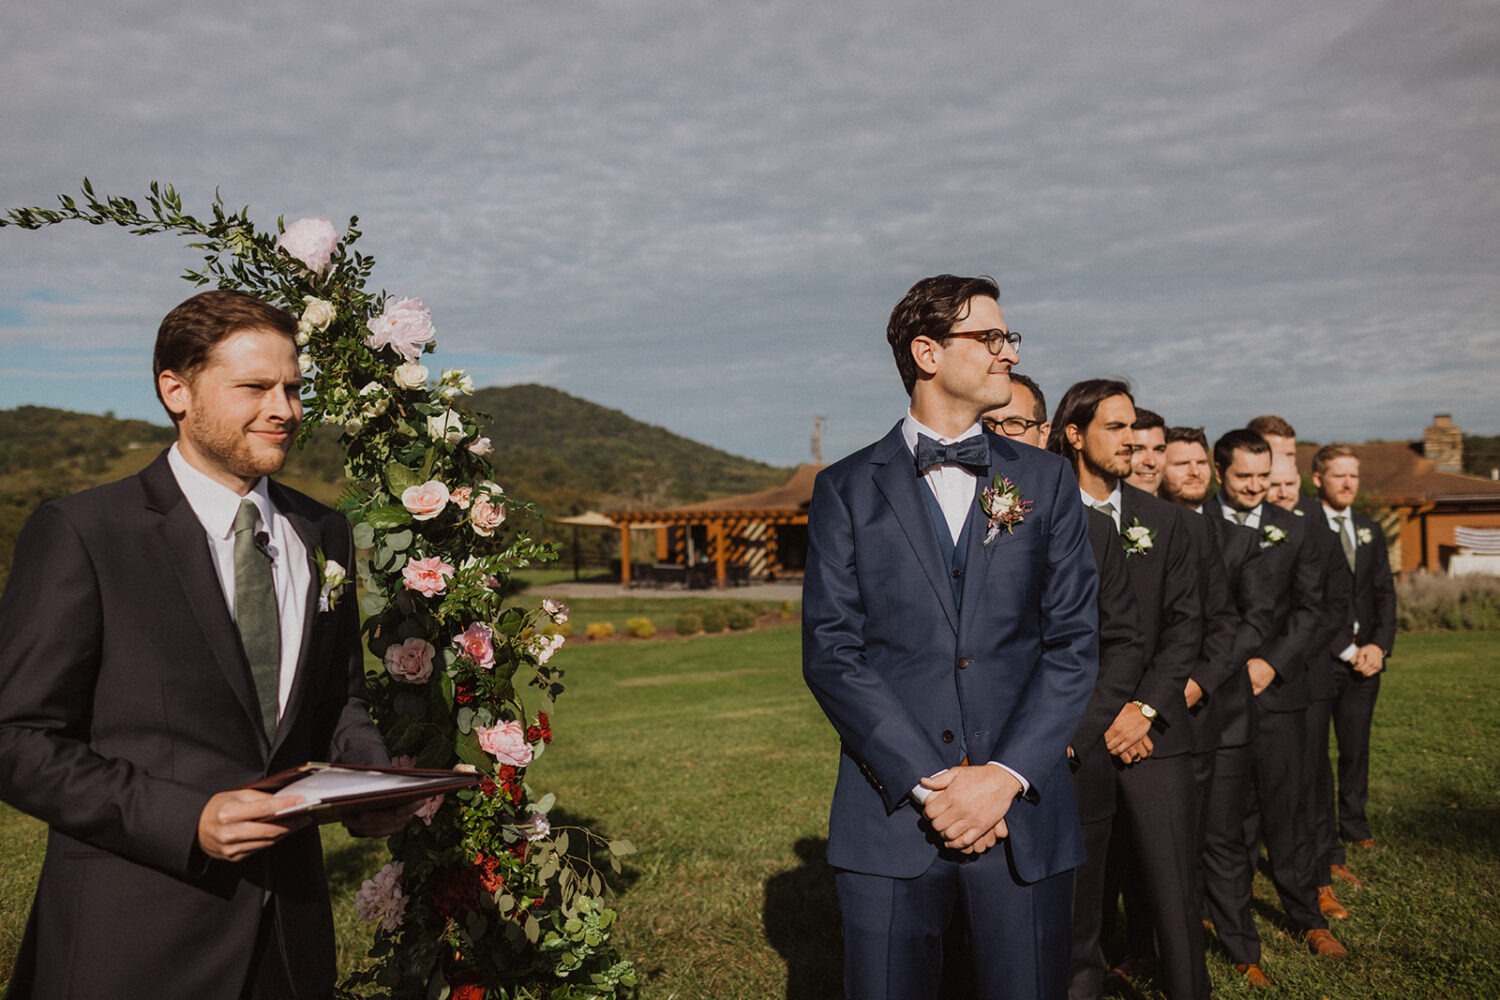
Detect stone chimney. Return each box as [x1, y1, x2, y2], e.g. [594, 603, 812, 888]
[1424, 413, 1463, 473]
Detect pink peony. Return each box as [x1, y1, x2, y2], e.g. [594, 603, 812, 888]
[401, 480, 450, 521]
[475, 720, 534, 767]
[402, 556, 454, 597]
[470, 483, 506, 537]
[365, 297, 435, 362]
[383, 637, 436, 683]
[277, 217, 340, 274]
[355, 861, 407, 933]
[452, 621, 495, 670]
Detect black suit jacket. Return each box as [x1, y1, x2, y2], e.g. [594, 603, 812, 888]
[1346, 510, 1397, 657]
[1196, 513, 1273, 749]
[1176, 508, 1240, 755]
[1204, 496, 1323, 714]
[0, 451, 388, 999]
[1297, 496, 1354, 700]
[1115, 484, 1202, 757]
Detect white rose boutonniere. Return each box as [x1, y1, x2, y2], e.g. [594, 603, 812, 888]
[1262, 524, 1288, 547]
[1357, 526, 1374, 546]
[978, 475, 1033, 547]
[316, 550, 349, 612]
[1122, 518, 1156, 557]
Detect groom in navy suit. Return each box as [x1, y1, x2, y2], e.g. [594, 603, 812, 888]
[803, 274, 1099, 999]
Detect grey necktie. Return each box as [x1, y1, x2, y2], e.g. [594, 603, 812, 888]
[1335, 514, 1356, 571]
[233, 499, 281, 742]
[1092, 501, 1116, 526]
[1233, 510, 1249, 526]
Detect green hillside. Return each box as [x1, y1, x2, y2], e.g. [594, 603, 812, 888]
[0, 388, 790, 587]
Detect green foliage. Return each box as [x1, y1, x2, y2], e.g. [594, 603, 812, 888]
[1462, 433, 1500, 479]
[623, 617, 655, 639]
[699, 606, 728, 633]
[585, 622, 617, 641]
[672, 613, 703, 636]
[1397, 574, 1500, 632]
[2, 181, 632, 998]
[724, 605, 758, 631]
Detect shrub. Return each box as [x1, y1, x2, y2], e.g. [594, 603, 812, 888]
[780, 600, 798, 620]
[1396, 574, 1500, 632]
[725, 605, 758, 631]
[673, 613, 703, 636]
[699, 606, 728, 633]
[625, 616, 655, 639]
[585, 621, 616, 640]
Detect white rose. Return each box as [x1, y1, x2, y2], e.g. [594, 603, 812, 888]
[298, 353, 315, 375]
[393, 362, 429, 391]
[301, 296, 337, 331]
[467, 437, 494, 458]
[427, 410, 465, 445]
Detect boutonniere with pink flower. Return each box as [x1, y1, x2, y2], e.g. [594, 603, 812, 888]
[1357, 526, 1374, 546]
[314, 548, 348, 612]
[1121, 518, 1156, 557]
[1261, 524, 1288, 547]
[979, 475, 1033, 546]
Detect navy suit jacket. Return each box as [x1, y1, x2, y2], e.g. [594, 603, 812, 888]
[803, 424, 1099, 883]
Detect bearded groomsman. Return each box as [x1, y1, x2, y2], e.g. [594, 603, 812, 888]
[1312, 446, 1395, 879]
[1202, 430, 1347, 968]
[986, 378, 1149, 1000]
[1049, 382, 1207, 1000]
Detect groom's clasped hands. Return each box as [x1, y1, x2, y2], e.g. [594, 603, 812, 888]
[919, 764, 1024, 856]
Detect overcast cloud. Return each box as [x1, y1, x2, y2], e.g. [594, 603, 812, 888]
[3, 1, 1497, 466]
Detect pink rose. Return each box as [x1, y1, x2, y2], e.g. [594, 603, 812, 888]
[277, 217, 340, 274]
[466, 437, 494, 458]
[384, 637, 436, 683]
[470, 483, 506, 537]
[414, 793, 444, 826]
[450, 486, 473, 510]
[401, 480, 450, 521]
[475, 721, 534, 767]
[530, 632, 565, 666]
[402, 556, 454, 597]
[542, 598, 569, 625]
[452, 622, 495, 670]
[366, 297, 435, 362]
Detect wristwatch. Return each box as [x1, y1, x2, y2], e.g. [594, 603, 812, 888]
[1131, 700, 1158, 721]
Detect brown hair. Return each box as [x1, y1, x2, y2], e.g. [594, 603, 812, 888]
[1312, 443, 1358, 476]
[1247, 414, 1296, 440]
[153, 290, 298, 421]
[1166, 426, 1209, 452]
[886, 274, 1001, 395]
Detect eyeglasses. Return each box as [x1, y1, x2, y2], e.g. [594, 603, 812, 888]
[945, 329, 1021, 355]
[984, 415, 1043, 436]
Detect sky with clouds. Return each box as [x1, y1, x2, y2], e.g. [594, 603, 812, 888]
[3, 1, 1497, 467]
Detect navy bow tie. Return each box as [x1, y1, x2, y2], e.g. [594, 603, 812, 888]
[914, 433, 990, 473]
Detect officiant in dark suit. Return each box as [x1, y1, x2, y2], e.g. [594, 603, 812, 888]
[0, 290, 408, 999]
[803, 275, 1099, 999]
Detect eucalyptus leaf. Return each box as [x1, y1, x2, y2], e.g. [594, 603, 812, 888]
[351, 522, 376, 549]
[385, 528, 414, 552]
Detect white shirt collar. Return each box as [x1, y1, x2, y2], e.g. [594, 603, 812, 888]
[167, 443, 274, 540]
[1322, 500, 1352, 530]
[902, 410, 983, 456]
[1078, 482, 1123, 530]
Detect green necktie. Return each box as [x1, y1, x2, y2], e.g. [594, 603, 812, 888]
[1336, 514, 1356, 572]
[233, 499, 281, 742]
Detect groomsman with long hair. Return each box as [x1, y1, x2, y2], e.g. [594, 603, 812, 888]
[1048, 381, 1208, 1000]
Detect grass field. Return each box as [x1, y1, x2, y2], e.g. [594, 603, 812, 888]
[3, 627, 1498, 997]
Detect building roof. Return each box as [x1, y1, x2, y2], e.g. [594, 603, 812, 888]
[1297, 441, 1500, 506]
[607, 464, 824, 524]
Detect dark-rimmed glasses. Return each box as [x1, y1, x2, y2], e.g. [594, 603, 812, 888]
[945, 329, 1021, 355]
[984, 415, 1043, 437]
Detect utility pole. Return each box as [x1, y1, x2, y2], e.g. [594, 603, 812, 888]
[812, 415, 825, 464]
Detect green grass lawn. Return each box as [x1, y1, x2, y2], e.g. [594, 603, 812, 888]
[3, 628, 1498, 997]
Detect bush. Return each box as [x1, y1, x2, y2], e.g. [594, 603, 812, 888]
[585, 621, 616, 640]
[699, 606, 728, 633]
[1396, 574, 1500, 632]
[779, 600, 798, 620]
[547, 621, 573, 639]
[725, 605, 758, 631]
[625, 616, 655, 639]
[673, 613, 703, 636]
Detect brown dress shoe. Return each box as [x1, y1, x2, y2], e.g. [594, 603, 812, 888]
[1109, 955, 1156, 982]
[1330, 863, 1364, 887]
[1235, 963, 1272, 987]
[1318, 885, 1349, 920]
[1352, 837, 1377, 849]
[1305, 928, 1348, 958]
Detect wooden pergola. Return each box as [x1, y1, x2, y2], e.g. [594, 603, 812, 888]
[606, 464, 822, 589]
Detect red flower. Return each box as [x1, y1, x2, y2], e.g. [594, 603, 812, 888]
[479, 778, 497, 797]
[431, 865, 480, 919]
[449, 972, 485, 1000]
[526, 713, 552, 745]
[509, 841, 529, 861]
[454, 683, 475, 706]
[474, 853, 505, 894]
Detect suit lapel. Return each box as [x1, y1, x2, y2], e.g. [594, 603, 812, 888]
[142, 455, 267, 745]
[870, 428, 959, 634]
[269, 488, 325, 755]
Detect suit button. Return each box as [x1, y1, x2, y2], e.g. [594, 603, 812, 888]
[952, 569, 962, 579]
[941, 730, 955, 743]
[957, 657, 970, 669]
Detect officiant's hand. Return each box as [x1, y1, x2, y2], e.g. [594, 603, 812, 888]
[197, 789, 309, 862]
[920, 766, 1022, 854]
[342, 800, 423, 839]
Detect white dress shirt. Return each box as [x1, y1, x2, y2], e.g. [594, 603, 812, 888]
[1322, 501, 1362, 658]
[168, 444, 311, 719]
[1078, 483, 1124, 533]
[899, 413, 1028, 803]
